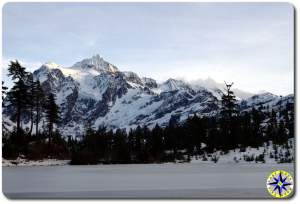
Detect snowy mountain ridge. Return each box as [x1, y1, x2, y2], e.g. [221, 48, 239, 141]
[3, 54, 294, 138]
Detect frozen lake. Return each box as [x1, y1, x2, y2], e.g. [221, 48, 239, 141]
[2, 163, 294, 198]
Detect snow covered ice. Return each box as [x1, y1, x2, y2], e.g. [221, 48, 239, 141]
[2, 163, 294, 198]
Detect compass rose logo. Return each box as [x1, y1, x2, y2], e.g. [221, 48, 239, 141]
[266, 170, 294, 198]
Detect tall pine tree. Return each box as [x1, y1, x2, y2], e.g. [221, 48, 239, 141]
[6, 61, 29, 138]
[220, 82, 238, 149]
[26, 74, 35, 136]
[33, 80, 45, 136]
[44, 93, 60, 146]
[221, 82, 237, 120]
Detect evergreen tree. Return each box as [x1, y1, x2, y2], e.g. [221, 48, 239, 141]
[6, 61, 29, 138]
[6, 80, 30, 137]
[7, 60, 27, 80]
[150, 124, 164, 162]
[250, 107, 264, 146]
[26, 74, 35, 136]
[284, 102, 294, 138]
[134, 125, 143, 162]
[95, 126, 109, 161]
[276, 120, 288, 145]
[268, 109, 278, 142]
[220, 82, 238, 149]
[239, 111, 252, 146]
[44, 93, 60, 146]
[221, 82, 237, 119]
[105, 129, 114, 161]
[128, 128, 135, 158]
[141, 126, 151, 162]
[206, 125, 220, 152]
[33, 80, 45, 136]
[2, 81, 9, 132]
[112, 129, 130, 163]
[165, 115, 180, 159]
[185, 114, 207, 154]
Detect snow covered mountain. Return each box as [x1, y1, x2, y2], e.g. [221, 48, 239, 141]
[3, 54, 294, 138]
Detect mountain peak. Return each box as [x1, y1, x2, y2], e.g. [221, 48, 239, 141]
[43, 62, 61, 69]
[71, 54, 119, 73]
[160, 78, 190, 92]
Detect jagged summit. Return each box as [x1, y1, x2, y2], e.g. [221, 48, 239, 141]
[161, 78, 190, 92]
[71, 54, 119, 73]
[42, 62, 61, 69]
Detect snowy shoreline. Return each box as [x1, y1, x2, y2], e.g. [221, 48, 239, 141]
[2, 158, 70, 167]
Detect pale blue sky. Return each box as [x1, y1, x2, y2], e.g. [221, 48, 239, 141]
[2, 2, 294, 95]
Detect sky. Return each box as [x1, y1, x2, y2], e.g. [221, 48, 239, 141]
[2, 2, 294, 95]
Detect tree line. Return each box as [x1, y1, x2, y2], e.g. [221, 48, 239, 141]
[2, 61, 294, 164]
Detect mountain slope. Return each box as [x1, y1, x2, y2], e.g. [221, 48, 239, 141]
[2, 54, 294, 138]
